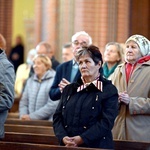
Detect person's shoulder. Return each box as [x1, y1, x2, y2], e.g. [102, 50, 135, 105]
[0, 50, 13, 65]
[61, 60, 72, 66]
[47, 69, 56, 77]
[51, 56, 60, 65]
[18, 63, 28, 68]
[102, 77, 118, 93]
[27, 75, 34, 82]
[57, 60, 72, 69]
[143, 60, 150, 66]
[62, 82, 77, 96]
[0, 49, 6, 58]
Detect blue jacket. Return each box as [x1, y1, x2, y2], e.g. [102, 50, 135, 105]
[49, 60, 81, 100]
[0, 49, 15, 138]
[53, 76, 118, 149]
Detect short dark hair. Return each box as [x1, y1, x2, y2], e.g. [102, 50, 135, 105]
[37, 41, 51, 53]
[75, 45, 103, 65]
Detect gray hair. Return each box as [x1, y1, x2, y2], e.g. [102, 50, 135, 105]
[71, 31, 92, 45]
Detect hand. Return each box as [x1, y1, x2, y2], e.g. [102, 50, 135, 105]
[119, 91, 130, 105]
[71, 136, 83, 146]
[58, 78, 70, 93]
[63, 136, 83, 147]
[63, 136, 77, 147]
[20, 114, 31, 120]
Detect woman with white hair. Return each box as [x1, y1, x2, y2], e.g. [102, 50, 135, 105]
[111, 34, 150, 142]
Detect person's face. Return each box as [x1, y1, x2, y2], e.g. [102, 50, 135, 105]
[125, 41, 142, 64]
[62, 47, 74, 62]
[78, 54, 101, 82]
[33, 58, 47, 78]
[36, 45, 53, 59]
[16, 36, 22, 45]
[104, 45, 121, 63]
[72, 35, 90, 56]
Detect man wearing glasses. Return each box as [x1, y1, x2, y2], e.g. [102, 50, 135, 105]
[49, 31, 92, 100]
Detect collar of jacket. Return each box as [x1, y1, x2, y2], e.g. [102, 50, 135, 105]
[76, 76, 103, 92]
[33, 69, 55, 82]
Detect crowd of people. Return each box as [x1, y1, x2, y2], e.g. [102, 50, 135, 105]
[0, 32, 149, 149]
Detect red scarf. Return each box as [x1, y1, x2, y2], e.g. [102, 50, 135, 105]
[125, 55, 150, 84]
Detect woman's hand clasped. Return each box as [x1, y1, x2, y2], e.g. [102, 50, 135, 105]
[63, 136, 83, 147]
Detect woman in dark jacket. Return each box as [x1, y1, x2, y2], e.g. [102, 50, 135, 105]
[53, 45, 118, 149]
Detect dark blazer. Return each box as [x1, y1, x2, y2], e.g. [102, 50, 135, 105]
[53, 77, 118, 149]
[49, 60, 81, 100]
[51, 56, 60, 71]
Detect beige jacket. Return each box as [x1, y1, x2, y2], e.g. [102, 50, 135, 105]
[110, 60, 150, 142]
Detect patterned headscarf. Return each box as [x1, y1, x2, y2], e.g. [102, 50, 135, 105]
[125, 34, 150, 56]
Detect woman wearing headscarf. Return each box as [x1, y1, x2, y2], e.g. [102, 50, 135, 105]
[53, 45, 118, 149]
[111, 35, 150, 142]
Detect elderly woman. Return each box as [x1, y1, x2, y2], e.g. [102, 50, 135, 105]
[103, 42, 123, 79]
[19, 54, 59, 121]
[53, 45, 118, 149]
[111, 35, 150, 142]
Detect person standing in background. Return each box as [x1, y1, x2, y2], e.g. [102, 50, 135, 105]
[111, 34, 150, 142]
[0, 34, 15, 139]
[103, 42, 123, 80]
[62, 43, 74, 62]
[35, 41, 60, 71]
[15, 48, 36, 98]
[9, 35, 24, 73]
[49, 31, 92, 101]
[19, 54, 59, 121]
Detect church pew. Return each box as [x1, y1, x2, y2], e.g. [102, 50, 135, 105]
[4, 124, 54, 135]
[7, 113, 19, 119]
[0, 140, 150, 150]
[3, 132, 59, 145]
[114, 140, 150, 150]
[5, 118, 53, 126]
[2, 132, 150, 150]
[0, 141, 103, 150]
[9, 96, 20, 112]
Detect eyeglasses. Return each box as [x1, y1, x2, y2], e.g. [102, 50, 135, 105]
[72, 40, 88, 47]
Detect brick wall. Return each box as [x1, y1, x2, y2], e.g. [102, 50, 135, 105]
[130, 0, 150, 38]
[33, 0, 150, 61]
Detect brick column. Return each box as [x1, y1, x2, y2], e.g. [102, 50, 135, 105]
[74, 0, 108, 54]
[0, 0, 13, 55]
[34, 0, 59, 59]
[34, 0, 42, 46]
[117, 0, 130, 42]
